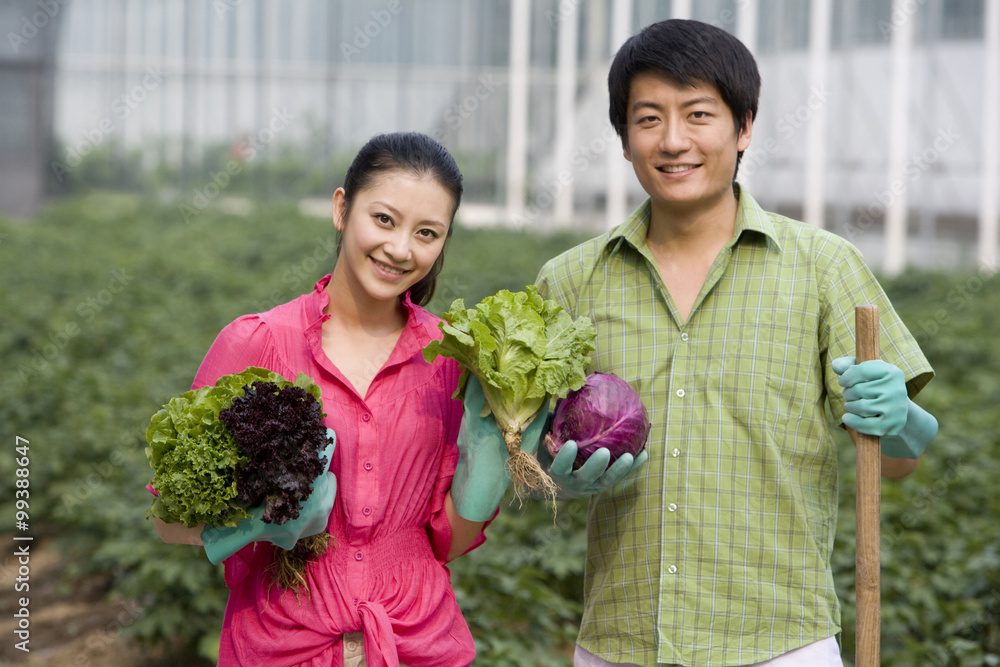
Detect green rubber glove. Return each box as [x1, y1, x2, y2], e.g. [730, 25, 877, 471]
[201, 430, 337, 565]
[833, 357, 937, 459]
[540, 441, 649, 499]
[451, 376, 549, 522]
[879, 399, 938, 459]
[833, 357, 908, 436]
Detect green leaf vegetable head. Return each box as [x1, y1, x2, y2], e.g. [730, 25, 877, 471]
[423, 285, 596, 441]
[144, 367, 322, 528]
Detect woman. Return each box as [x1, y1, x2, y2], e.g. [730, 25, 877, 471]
[154, 132, 542, 666]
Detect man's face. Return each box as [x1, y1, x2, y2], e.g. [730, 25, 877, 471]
[623, 71, 752, 217]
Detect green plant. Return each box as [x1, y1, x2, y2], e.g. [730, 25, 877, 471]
[2, 194, 997, 665]
[0, 192, 592, 663]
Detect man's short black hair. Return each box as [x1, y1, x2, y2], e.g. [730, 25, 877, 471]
[608, 19, 761, 143]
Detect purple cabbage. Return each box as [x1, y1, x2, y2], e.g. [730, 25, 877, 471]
[545, 372, 651, 469]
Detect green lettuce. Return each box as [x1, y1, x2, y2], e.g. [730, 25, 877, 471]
[145, 367, 321, 528]
[423, 285, 596, 500]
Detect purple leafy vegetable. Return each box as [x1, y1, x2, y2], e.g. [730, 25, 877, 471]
[545, 372, 651, 470]
[219, 381, 331, 525]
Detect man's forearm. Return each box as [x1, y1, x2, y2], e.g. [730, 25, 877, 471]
[881, 451, 921, 479]
[866, 398, 936, 479]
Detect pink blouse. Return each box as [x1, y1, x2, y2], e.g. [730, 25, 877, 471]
[191, 276, 483, 667]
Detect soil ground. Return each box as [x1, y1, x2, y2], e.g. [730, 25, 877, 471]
[0, 533, 209, 667]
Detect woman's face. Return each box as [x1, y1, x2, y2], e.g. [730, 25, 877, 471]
[332, 169, 453, 303]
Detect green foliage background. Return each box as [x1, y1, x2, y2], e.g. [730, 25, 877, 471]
[1, 193, 998, 666]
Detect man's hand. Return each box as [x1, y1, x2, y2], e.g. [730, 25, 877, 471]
[833, 357, 908, 436]
[541, 441, 648, 498]
[833, 357, 937, 459]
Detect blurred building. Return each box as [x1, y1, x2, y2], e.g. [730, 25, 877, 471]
[0, 0, 63, 220]
[28, 1, 1000, 271]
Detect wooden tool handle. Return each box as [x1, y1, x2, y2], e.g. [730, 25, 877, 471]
[853, 305, 881, 667]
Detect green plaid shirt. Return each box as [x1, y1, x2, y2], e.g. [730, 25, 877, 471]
[535, 189, 933, 666]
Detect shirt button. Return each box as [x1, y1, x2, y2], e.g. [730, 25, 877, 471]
[353, 596, 360, 605]
[362, 413, 371, 422]
[354, 551, 364, 561]
[672, 448, 681, 457]
[680, 333, 689, 342]
[364, 461, 373, 471]
[362, 506, 372, 516]
[676, 389, 685, 397]
[668, 503, 677, 512]
[346, 640, 358, 651]
[668, 565, 678, 574]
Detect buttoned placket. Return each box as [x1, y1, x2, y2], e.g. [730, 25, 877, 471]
[663, 325, 689, 581]
[358, 411, 376, 522]
[348, 402, 377, 605]
[657, 246, 734, 628]
[648, 254, 689, 593]
[357, 405, 377, 531]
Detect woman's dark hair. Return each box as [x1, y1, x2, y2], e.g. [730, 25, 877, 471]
[608, 19, 761, 177]
[336, 131, 463, 307]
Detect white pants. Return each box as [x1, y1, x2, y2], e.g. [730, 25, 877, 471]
[342, 633, 411, 667]
[574, 636, 844, 667]
[343, 632, 366, 667]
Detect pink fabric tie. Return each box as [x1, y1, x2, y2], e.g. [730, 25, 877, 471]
[357, 600, 398, 667]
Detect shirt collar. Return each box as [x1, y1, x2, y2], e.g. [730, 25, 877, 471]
[311, 274, 442, 347]
[730, 185, 782, 252]
[607, 185, 782, 254]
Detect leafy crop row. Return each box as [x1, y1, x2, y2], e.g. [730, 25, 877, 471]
[1, 192, 996, 665]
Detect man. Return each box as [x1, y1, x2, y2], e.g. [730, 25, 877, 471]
[536, 19, 938, 667]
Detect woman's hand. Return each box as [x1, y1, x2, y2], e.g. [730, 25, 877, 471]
[449, 377, 548, 521]
[200, 435, 337, 565]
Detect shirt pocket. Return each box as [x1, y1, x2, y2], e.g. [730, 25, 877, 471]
[715, 301, 820, 430]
